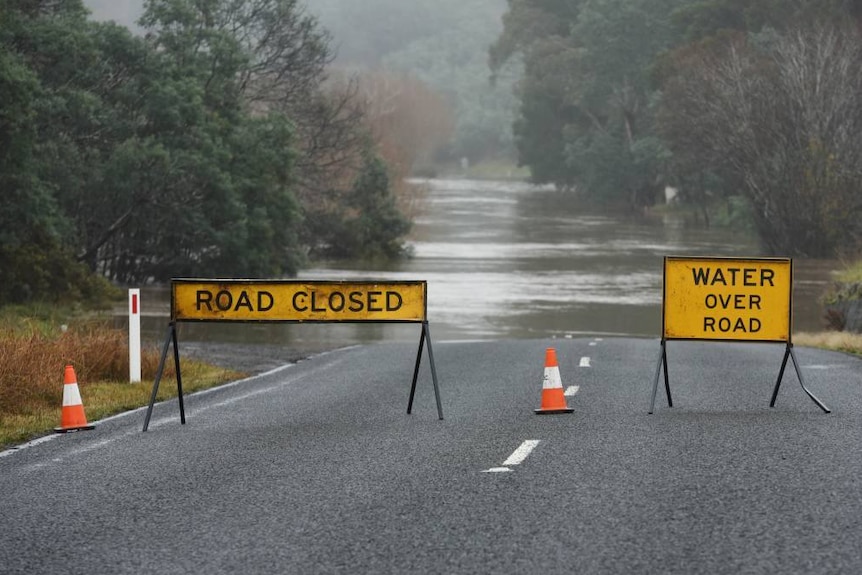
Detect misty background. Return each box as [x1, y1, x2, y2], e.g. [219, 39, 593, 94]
[83, 0, 519, 166]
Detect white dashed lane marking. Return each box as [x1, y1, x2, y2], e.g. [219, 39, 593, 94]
[483, 440, 541, 473]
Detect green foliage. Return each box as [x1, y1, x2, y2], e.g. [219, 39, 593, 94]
[493, 0, 687, 206]
[709, 195, 755, 231]
[0, 228, 119, 307]
[506, 32, 585, 189]
[2, 0, 416, 308]
[823, 282, 862, 306]
[489, 0, 582, 71]
[670, 0, 862, 41]
[0, 1, 112, 305]
[313, 146, 412, 260]
[345, 152, 412, 259]
[0, 46, 56, 245]
[835, 261, 862, 284]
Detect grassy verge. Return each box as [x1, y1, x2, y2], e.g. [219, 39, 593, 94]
[1, 364, 243, 448]
[833, 260, 862, 282]
[793, 332, 862, 357]
[0, 312, 243, 449]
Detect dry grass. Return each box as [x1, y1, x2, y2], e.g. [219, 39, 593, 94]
[794, 331, 862, 356]
[0, 319, 243, 448]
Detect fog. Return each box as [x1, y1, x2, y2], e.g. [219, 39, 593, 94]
[83, 0, 517, 164]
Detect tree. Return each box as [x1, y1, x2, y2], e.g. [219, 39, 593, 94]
[491, 0, 684, 207]
[670, 0, 862, 42]
[0, 0, 310, 288]
[490, 0, 584, 188]
[357, 70, 454, 179]
[82, 0, 310, 282]
[0, 0, 123, 304]
[658, 26, 862, 256]
[139, 1, 388, 251]
[312, 143, 411, 260]
[0, 47, 46, 249]
[1, 0, 421, 305]
[121, 0, 414, 277]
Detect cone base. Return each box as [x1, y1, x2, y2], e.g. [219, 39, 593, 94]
[534, 408, 574, 415]
[54, 424, 96, 433]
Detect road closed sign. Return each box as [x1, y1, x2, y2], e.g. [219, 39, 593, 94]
[144, 278, 444, 430]
[172, 279, 427, 322]
[662, 257, 792, 342]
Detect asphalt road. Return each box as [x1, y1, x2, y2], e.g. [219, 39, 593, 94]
[2, 336, 861, 574]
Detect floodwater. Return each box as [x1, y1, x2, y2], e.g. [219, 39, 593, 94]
[134, 178, 839, 346]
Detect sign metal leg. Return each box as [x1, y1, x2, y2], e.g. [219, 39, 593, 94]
[650, 340, 671, 414]
[771, 344, 830, 413]
[423, 322, 444, 420]
[142, 322, 186, 431]
[769, 345, 791, 407]
[407, 322, 443, 420]
[663, 344, 672, 408]
[407, 324, 426, 415]
[143, 322, 174, 432]
[172, 324, 185, 424]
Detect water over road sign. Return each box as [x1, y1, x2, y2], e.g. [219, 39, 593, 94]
[651, 256, 828, 414]
[662, 257, 792, 342]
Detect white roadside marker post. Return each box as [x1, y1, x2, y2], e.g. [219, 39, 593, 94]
[129, 289, 141, 383]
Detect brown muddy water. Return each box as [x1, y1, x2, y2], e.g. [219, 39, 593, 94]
[128, 179, 840, 349]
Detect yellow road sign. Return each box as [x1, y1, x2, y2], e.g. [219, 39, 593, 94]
[662, 257, 792, 342]
[172, 280, 427, 322]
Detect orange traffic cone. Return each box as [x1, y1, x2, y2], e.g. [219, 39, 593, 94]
[535, 348, 574, 414]
[54, 365, 95, 433]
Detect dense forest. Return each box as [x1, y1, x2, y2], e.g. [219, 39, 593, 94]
[1, 0, 435, 305]
[492, 0, 862, 257]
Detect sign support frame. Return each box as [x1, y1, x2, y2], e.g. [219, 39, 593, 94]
[650, 256, 830, 414]
[143, 321, 186, 431]
[143, 279, 443, 431]
[408, 321, 443, 420]
[649, 339, 672, 414]
[650, 339, 830, 414]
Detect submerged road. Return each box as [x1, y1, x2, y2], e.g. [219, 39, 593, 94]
[1, 336, 861, 574]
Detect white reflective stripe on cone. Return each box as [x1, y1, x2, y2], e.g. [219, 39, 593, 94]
[542, 366, 562, 389]
[62, 384, 83, 406]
